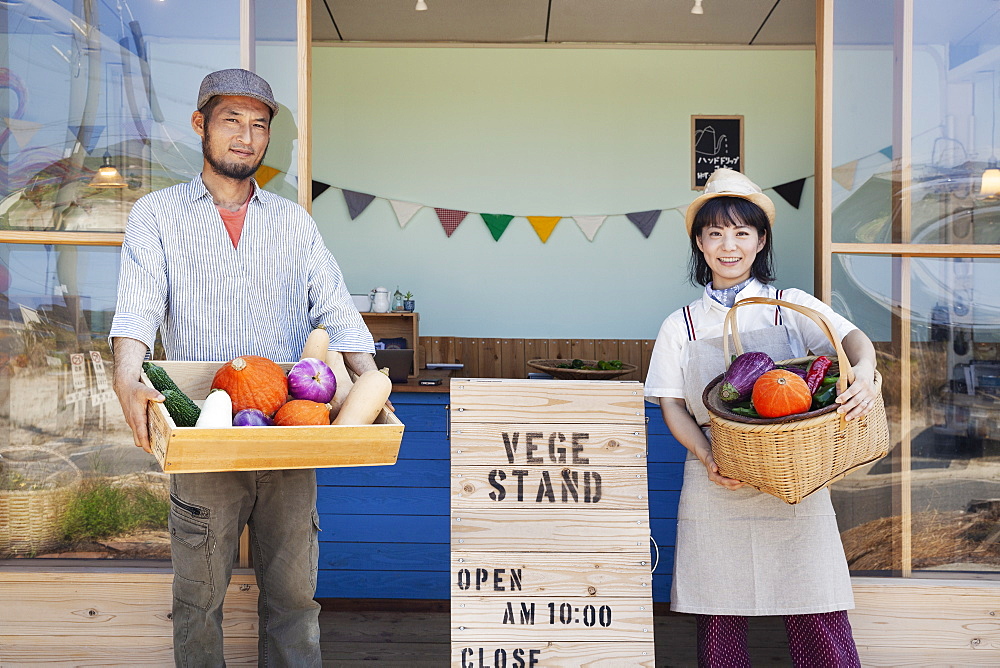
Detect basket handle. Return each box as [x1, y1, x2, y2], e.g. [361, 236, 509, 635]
[722, 296, 853, 398]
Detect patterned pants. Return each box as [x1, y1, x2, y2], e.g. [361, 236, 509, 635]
[697, 611, 861, 668]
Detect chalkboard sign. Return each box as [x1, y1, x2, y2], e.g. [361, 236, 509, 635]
[692, 115, 744, 189]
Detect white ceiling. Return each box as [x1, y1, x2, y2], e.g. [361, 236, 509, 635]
[312, 0, 817, 46]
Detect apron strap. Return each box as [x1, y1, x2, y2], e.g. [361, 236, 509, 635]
[683, 305, 697, 341]
[686, 288, 785, 341]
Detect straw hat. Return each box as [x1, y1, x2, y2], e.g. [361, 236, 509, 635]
[685, 168, 775, 234]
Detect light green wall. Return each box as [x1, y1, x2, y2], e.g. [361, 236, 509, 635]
[311, 46, 815, 338]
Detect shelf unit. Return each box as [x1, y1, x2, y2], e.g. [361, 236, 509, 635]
[361, 311, 419, 378]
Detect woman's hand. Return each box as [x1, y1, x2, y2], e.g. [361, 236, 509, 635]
[837, 330, 879, 421]
[697, 445, 745, 490]
[660, 398, 744, 490]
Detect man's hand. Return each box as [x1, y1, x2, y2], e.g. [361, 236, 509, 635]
[115, 378, 164, 453]
[343, 351, 395, 412]
[112, 337, 162, 453]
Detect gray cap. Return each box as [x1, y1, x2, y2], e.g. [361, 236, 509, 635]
[197, 68, 279, 116]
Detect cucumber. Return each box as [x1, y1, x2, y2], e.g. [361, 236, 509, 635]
[143, 361, 181, 394]
[143, 363, 201, 427]
[161, 389, 201, 427]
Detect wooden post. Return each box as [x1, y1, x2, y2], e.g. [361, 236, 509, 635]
[450, 379, 655, 666]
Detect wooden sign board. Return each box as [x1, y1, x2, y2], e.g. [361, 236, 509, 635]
[451, 379, 654, 667]
[692, 114, 744, 189]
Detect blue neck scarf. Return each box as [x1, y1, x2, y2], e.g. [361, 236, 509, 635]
[707, 277, 754, 308]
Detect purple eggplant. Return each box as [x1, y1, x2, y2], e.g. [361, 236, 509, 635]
[719, 352, 775, 403]
[233, 408, 274, 426]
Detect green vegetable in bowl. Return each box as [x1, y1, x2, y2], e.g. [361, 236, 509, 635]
[556, 359, 625, 370]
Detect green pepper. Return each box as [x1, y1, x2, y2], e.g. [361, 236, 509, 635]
[730, 405, 762, 418]
[812, 383, 839, 410]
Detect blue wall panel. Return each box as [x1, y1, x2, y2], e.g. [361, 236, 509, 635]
[315, 392, 684, 602]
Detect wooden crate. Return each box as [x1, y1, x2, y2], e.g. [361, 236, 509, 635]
[142, 361, 403, 474]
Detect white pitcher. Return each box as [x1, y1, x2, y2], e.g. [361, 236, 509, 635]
[370, 287, 390, 313]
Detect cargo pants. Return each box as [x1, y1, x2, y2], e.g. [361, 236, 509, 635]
[169, 469, 322, 667]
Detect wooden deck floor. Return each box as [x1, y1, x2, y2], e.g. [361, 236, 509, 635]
[319, 602, 792, 667]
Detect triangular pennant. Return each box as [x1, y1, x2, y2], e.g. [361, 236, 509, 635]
[3, 118, 41, 148]
[435, 208, 469, 237]
[255, 164, 281, 188]
[832, 161, 858, 190]
[343, 190, 376, 220]
[527, 216, 561, 243]
[312, 181, 331, 200]
[626, 210, 661, 238]
[772, 178, 807, 209]
[390, 200, 423, 228]
[480, 214, 514, 241]
[573, 215, 607, 242]
[68, 125, 104, 155]
[878, 146, 893, 160]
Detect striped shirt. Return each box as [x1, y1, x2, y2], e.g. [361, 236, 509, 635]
[110, 175, 374, 362]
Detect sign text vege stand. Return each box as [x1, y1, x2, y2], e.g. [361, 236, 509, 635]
[450, 379, 655, 667]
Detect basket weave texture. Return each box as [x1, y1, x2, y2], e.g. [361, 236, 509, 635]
[0, 447, 81, 555]
[704, 297, 890, 504]
[527, 359, 637, 380]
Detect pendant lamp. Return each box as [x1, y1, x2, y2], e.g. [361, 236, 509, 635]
[691, 0, 704, 15]
[89, 151, 128, 188]
[980, 69, 1000, 198]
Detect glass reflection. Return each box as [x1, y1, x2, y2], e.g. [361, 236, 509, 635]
[0, 243, 169, 558]
[832, 1, 1000, 245]
[1, 0, 241, 232]
[831, 255, 1000, 574]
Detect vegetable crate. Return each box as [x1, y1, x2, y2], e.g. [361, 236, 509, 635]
[141, 361, 403, 474]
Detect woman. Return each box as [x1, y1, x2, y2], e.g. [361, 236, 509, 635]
[645, 168, 877, 667]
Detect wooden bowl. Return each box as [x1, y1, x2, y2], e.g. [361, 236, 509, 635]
[527, 359, 637, 380]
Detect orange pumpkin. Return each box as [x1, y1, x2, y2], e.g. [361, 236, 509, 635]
[751, 369, 812, 418]
[211, 355, 288, 417]
[274, 399, 331, 426]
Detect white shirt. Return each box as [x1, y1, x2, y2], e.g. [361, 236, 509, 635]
[110, 176, 374, 362]
[644, 279, 857, 403]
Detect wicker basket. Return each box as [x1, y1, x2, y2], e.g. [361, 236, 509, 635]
[527, 359, 637, 380]
[704, 297, 890, 504]
[0, 447, 81, 555]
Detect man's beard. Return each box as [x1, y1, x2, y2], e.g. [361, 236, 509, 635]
[202, 129, 268, 181]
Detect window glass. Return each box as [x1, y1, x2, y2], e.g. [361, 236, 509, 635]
[1, 0, 240, 232]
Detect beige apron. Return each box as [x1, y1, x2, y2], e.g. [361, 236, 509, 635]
[670, 322, 855, 616]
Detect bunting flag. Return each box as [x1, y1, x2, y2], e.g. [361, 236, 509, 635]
[481, 213, 515, 241]
[67, 125, 104, 155]
[832, 161, 858, 191]
[527, 216, 561, 243]
[435, 208, 468, 237]
[255, 164, 281, 188]
[312, 180, 331, 200]
[390, 200, 423, 228]
[573, 215, 607, 241]
[772, 178, 806, 209]
[3, 118, 40, 148]
[343, 190, 376, 220]
[879, 146, 893, 160]
[626, 210, 661, 238]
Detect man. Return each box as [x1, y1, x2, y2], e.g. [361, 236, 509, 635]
[110, 68, 378, 667]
